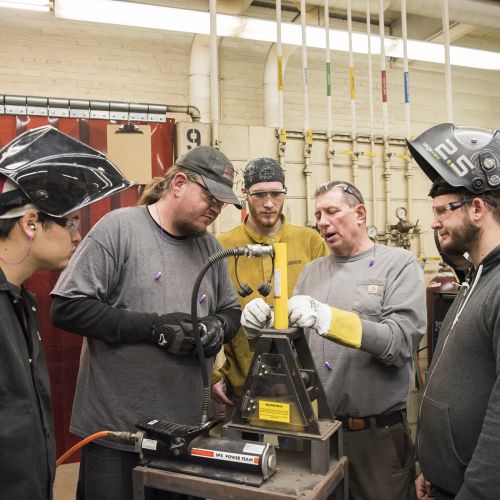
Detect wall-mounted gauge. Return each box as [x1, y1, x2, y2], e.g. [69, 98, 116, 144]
[367, 224, 378, 240]
[395, 206, 408, 220]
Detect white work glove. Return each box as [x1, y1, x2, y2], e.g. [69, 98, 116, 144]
[241, 298, 274, 339]
[288, 295, 332, 337]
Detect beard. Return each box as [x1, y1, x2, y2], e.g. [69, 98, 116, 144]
[247, 200, 284, 228]
[442, 214, 479, 257]
[173, 219, 207, 238]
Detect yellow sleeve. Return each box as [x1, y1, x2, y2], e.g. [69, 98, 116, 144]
[323, 307, 362, 349]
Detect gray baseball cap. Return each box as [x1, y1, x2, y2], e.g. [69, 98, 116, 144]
[175, 146, 242, 209]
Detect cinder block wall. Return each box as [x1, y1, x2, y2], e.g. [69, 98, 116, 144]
[1, 9, 499, 132]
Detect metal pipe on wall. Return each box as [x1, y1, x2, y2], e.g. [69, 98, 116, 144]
[443, 0, 453, 123]
[366, 0, 377, 227]
[347, 0, 359, 187]
[209, 0, 219, 147]
[324, 0, 334, 181]
[379, 0, 392, 231]
[276, 0, 287, 172]
[209, 0, 220, 235]
[401, 0, 413, 219]
[300, 0, 313, 227]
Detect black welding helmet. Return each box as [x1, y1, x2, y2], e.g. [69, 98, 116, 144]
[0, 125, 131, 218]
[407, 123, 500, 196]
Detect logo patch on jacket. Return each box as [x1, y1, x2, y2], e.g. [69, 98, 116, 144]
[367, 284, 378, 294]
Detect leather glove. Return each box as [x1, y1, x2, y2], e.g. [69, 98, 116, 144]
[288, 295, 362, 348]
[241, 298, 274, 339]
[199, 315, 225, 358]
[287, 295, 332, 336]
[150, 312, 196, 355]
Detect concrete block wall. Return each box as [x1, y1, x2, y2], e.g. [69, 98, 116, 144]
[1, 9, 499, 133]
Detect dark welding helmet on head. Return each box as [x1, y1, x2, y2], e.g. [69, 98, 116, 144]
[406, 123, 500, 196]
[0, 125, 131, 218]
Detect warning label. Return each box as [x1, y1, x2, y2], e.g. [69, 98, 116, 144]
[190, 448, 259, 465]
[258, 400, 290, 423]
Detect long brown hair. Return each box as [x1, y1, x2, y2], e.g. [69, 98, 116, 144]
[138, 166, 199, 205]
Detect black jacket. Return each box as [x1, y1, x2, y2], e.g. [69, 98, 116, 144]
[0, 269, 55, 500]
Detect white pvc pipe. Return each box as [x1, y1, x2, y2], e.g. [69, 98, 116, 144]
[366, 0, 377, 226]
[378, 0, 388, 137]
[347, 0, 356, 136]
[347, 0, 359, 188]
[401, 0, 413, 219]
[209, 0, 219, 147]
[401, 0, 411, 139]
[300, 0, 312, 227]
[189, 35, 211, 123]
[276, 0, 287, 171]
[276, 0, 284, 131]
[263, 45, 295, 127]
[324, 0, 332, 137]
[443, 0, 453, 123]
[300, 0, 309, 133]
[379, 0, 391, 231]
[209, 0, 220, 236]
[324, 0, 334, 180]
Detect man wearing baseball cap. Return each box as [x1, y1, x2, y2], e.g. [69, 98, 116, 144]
[407, 123, 500, 500]
[51, 145, 242, 499]
[0, 125, 130, 500]
[211, 157, 328, 408]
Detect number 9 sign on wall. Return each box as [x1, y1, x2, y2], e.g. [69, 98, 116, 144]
[175, 121, 212, 157]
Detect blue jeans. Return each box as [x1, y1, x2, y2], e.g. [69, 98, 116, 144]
[77, 442, 202, 500]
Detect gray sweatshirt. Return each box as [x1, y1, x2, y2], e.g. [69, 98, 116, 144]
[294, 244, 426, 417]
[417, 245, 500, 499]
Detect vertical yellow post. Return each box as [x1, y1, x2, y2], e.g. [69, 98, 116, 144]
[273, 242, 288, 329]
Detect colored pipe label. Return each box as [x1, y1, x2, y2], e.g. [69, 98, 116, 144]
[404, 71, 410, 103]
[326, 62, 332, 96]
[381, 70, 387, 103]
[349, 67, 355, 99]
[277, 56, 283, 91]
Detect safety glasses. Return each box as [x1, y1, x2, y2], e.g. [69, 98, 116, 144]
[316, 181, 364, 205]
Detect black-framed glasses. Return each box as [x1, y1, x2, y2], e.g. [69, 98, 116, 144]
[246, 188, 287, 202]
[432, 198, 475, 219]
[190, 179, 226, 209]
[316, 181, 364, 205]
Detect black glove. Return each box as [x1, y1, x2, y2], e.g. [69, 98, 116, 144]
[199, 315, 225, 358]
[151, 313, 196, 355]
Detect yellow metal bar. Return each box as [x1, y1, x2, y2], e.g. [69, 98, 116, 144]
[273, 242, 288, 329]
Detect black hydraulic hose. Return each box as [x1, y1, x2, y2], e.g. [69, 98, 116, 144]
[191, 247, 248, 424]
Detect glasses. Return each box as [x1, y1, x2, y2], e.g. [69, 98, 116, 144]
[316, 181, 364, 205]
[432, 198, 475, 219]
[51, 216, 81, 234]
[190, 179, 226, 209]
[246, 189, 287, 202]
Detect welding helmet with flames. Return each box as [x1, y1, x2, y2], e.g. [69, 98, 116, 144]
[407, 123, 500, 196]
[0, 125, 131, 218]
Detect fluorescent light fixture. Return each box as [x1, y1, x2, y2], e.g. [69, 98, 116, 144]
[55, 0, 500, 71]
[0, 0, 51, 11]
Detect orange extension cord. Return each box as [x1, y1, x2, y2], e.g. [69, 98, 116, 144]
[56, 431, 113, 467]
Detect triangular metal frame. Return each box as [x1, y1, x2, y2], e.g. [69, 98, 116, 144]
[230, 327, 332, 436]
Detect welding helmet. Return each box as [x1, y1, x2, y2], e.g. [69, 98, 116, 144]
[0, 125, 131, 218]
[407, 123, 500, 196]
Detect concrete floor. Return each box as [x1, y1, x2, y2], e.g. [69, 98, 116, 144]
[54, 462, 79, 500]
